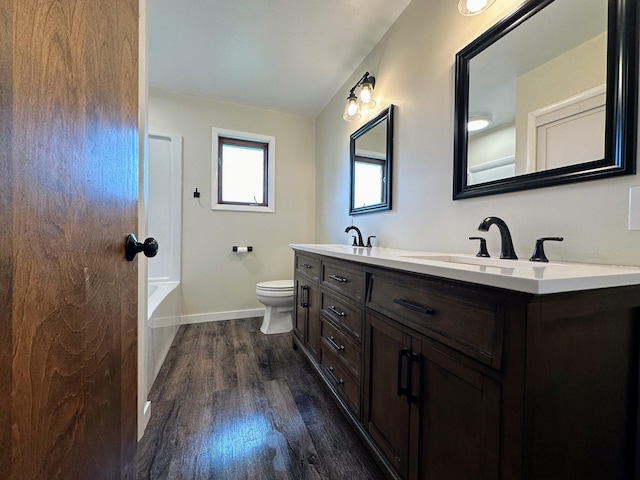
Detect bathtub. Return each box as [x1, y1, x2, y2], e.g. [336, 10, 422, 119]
[146, 132, 183, 386]
[147, 132, 182, 327]
[148, 281, 180, 323]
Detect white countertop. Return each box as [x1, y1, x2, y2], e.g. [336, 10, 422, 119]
[290, 244, 640, 295]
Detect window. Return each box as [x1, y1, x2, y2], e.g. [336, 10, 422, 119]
[212, 128, 275, 212]
[354, 156, 386, 208]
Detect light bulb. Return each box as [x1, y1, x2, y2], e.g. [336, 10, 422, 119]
[343, 93, 361, 121]
[360, 84, 373, 104]
[347, 98, 359, 116]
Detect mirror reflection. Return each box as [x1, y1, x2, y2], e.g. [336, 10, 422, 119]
[453, 0, 638, 199]
[350, 105, 394, 214]
[468, 0, 607, 184]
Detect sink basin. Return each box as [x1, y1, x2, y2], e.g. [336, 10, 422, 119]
[402, 254, 566, 269]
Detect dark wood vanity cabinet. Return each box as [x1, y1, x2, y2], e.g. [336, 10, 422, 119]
[291, 249, 640, 480]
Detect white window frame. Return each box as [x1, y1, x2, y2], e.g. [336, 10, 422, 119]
[211, 128, 276, 212]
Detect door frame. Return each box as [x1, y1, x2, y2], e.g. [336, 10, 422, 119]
[137, 0, 152, 440]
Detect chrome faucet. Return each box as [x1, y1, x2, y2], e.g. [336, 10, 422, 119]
[345, 225, 365, 247]
[477, 216, 518, 259]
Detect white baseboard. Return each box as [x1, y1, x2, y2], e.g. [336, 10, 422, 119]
[148, 308, 266, 328]
[180, 308, 266, 325]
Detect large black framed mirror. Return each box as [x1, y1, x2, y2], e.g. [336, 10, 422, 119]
[350, 105, 394, 214]
[453, 0, 638, 200]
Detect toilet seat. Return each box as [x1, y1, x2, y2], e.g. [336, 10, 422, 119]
[256, 280, 294, 294]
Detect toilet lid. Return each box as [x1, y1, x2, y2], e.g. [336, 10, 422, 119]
[257, 279, 294, 291]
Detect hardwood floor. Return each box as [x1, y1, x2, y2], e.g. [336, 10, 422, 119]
[137, 318, 386, 479]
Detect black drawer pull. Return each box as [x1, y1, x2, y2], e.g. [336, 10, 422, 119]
[328, 305, 345, 317]
[327, 336, 345, 351]
[302, 263, 313, 269]
[393, 298, 435, 315]
[326, 366, 344, 385]
[329, 274, 348, 283]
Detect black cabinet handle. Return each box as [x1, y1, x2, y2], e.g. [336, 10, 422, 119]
[393, 298, 435, 316]
[326, 366, 344, 385]
[328, 305, 345, 317]
[405, 351, 419, 404]
[397, 348, 409, 398]
[302, 263, 313, 269]
[329, 274, 348, 283]
[327, 336, 345, 351]
[397, 348, 419, 404]
[300, 285, 309, 307]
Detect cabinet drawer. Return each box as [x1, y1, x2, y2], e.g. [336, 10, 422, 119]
[321, 291, 363, 342]
[295, 254, 321, 282]
[321, 319, 361, 379]
[367, 273, 503, 368]
[322, 261, 365, 303]
[321, 346, 360, 418]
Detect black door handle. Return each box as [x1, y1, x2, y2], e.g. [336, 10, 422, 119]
[125, 234, 158, 261]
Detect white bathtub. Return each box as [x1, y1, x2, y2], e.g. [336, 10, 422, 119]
[145, 133, 183, 389]
[147, 132, 182, 327]
[147, 281, 180, 323]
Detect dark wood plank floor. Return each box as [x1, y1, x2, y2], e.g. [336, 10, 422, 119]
[137, 318, 386, 480]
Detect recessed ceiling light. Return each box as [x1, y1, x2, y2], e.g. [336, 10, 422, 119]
[468, 114, 493, 132]
[458, 0, 496, 16]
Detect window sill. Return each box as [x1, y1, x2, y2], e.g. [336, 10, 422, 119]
[211, 204, 275, 213]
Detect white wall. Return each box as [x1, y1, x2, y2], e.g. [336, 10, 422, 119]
[316, 0, 640, 267]
[149, 88, 316, 319]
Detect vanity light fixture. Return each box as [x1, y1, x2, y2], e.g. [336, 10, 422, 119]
[467, 114, 493, 132]
[343, 71, 376, 122]
[458, 0, 496, 16]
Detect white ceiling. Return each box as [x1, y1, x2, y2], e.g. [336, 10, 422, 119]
[148, 0, 412, 117]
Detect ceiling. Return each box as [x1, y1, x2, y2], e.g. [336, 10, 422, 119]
[148, 0, 412, 118]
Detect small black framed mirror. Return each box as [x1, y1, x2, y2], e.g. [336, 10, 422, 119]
[350, 105, 394, 214]
[453, 0, 638, 200]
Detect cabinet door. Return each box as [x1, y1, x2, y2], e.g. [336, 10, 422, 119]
[306, 282, 321, 358]
[363, 314, 412, 478]
[294, 278, 320, 359]
[294, 278, 307, 342]
[411, 339, 500, 480]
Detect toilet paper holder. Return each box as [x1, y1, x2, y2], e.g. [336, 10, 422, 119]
[232, 246, 253, 252]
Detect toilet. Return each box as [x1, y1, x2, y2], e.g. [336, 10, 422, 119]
[256, 280, 294, 334]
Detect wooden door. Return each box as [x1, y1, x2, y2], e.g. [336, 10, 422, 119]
[0, 0, 139, 478]
[363, 313, 412, 478]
